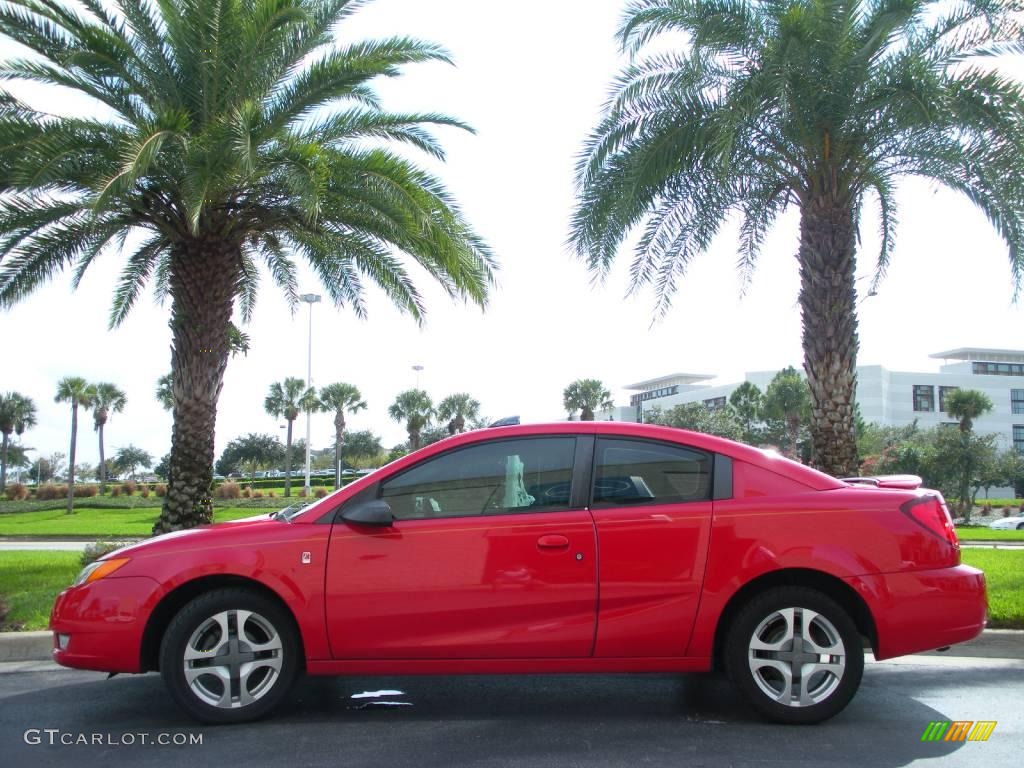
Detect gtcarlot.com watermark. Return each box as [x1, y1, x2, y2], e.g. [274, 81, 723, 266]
[24, 729, 202, 747]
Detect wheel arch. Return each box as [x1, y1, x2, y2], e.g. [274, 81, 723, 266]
[710, 568, 877, 670]
[140, 574, 305, 673]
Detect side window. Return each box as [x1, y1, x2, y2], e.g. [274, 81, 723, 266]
[381, 437, 577, 520]
[592, 438, 712, 506]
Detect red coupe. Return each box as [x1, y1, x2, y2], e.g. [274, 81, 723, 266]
[50, 422, 986, 724]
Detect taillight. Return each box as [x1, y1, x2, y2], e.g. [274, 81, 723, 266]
[901, 495, 959, 550]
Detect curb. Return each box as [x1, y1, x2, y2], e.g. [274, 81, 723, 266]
[0, 631, 51, 662]
[0, 628, 1019, 665]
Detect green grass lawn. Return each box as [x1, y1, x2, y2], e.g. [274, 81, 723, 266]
[960, 549, 1024, 629]
[956, 527, 1024, 541]
[0, 507, 264, 537]
[0, 551, 80, 630]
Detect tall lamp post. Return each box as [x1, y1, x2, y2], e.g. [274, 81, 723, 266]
[412, 364, 424, 389]
[300, 293, 321, 495]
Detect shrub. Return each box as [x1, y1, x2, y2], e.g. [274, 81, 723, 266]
[4, 483, 29, 501]
[1004, 508, 1011, 518]
[80, 540, 134, 567]
[268, 490, 275, 498]
[253, 491, 264, 499]
[154, 483, 167, 497]
[298, 487, 308, 498]
[140, 489, 150, 499]
[214, 482, 241, 500]
[73, 484, 99, 498]
[35, 484, 68, 501]
[120, 480, 137, 496]
[314, 487, 329, 498]
[241, 487, 252, 498]
[110, 485, 122, 497]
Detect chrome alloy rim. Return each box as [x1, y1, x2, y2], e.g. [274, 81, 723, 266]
[183, 609, 283, 709]
[747, 607, 846, 708]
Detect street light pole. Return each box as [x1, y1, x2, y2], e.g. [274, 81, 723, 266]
[300, 293, 321, 495]
[412, 364, 424, 389]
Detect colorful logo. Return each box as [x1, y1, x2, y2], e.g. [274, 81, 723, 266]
[921, 721, 997, 742]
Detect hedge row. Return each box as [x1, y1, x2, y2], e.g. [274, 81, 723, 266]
[217, 475, 356, 490]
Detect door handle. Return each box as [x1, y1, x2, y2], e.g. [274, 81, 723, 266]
[536, 534, 570, 549]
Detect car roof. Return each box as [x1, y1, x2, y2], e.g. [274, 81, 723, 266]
[408, 422, 845, 491]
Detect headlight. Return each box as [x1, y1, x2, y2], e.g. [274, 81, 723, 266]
[72, 558, 130, 587]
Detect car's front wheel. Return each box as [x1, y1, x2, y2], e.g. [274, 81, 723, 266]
[725, 587, 864, 724]
[159, 588, 300, 724]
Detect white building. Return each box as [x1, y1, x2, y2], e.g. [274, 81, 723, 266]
[602, 347, 1024, 456]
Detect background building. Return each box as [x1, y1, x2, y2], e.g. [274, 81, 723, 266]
[601, 347, 1024, 455]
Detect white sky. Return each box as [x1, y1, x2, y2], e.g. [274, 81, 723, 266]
[1, 0, 1022, 468]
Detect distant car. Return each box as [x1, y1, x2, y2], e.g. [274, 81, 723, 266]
[341, 469, 357, 476]
[50, 423, 984, 726]
[989, 515, 1024, 530]
[212, 474, 225, 481]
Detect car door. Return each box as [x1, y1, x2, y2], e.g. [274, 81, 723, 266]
[589, 436, 715, 657]
[325, 435, 597, 659]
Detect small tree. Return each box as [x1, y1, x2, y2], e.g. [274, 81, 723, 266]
[0, 391, 36, 492]
[563, 379, 613, 421]
[763, 368, 811, 461]
[265, 378, 316, 497]
[317, 383, 367, 489]
[113, 445, 153, 482]
[55, 377, 95, 514]
[389, 390, 434, 451]
[728, 382, 764, 445]
[220, 434, 285, 488]
[342, 430, 384, 467]
[91, 383, 126, 493]
[646, 403, 744, 441]
[438, 393, 481, 435]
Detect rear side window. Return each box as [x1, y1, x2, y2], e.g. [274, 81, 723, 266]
[381, 437, 577, 520]
[592, 438, 712, 506]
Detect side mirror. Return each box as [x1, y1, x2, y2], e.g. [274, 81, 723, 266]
[340, 499, 394, 527]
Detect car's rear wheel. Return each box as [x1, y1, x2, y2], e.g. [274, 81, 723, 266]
[725, 587, 864, 724]
[159, 588, 299, 724]
[1016, 522, 1024, 530]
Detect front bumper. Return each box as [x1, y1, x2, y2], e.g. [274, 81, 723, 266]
[848, 564, 987, 660]
[49, 576, 164, 673]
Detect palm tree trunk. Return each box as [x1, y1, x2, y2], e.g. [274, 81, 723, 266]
[798, 193, 859, 477]
[284, 419, 293, 497]
[334, 412, 345, 490]
[581, 407, 594, 421]
[154, 241, 238, 534]
[66, 403, 77, 514]
[409, 426, 420, 451]
[0, 432, 9, 493]
[97, 423, 106, 494]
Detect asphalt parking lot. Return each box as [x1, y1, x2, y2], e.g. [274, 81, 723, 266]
[0, 655, 1021, 768]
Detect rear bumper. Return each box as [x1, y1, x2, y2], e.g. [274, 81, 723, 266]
[847, 564, 987, 660]
[49, 576, 164, 673]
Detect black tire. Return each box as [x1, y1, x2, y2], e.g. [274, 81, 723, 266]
[1016, 522, 1024, 531]
[159, 588, 300, 724]
[724, 587, 864, 724]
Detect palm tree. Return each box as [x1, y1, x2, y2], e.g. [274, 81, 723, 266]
[389, 390, 434, 451]
[155, 374, 173, 412]
[946, 389, 994, 434]
[91, 382, 126, 493]
[763, 367, 812, 459]
[571, 0, 1024, 476]
[563, 379, 613, 421]
[0, 0, 496, 533]
[55, 377, 95, 513]
[317, 383, 367, 489]
[265, 378, 315, 497]
[438, 393, 481, 435]
[0, 392, 36, 492]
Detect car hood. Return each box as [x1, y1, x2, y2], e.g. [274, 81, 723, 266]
[106, 513, 278, 559]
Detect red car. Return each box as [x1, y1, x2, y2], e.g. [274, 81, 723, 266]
[50, 422, 986, 725]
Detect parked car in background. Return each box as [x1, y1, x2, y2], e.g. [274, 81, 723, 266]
[989, 515, 1024, 530]
[50, 422, 984, 726]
